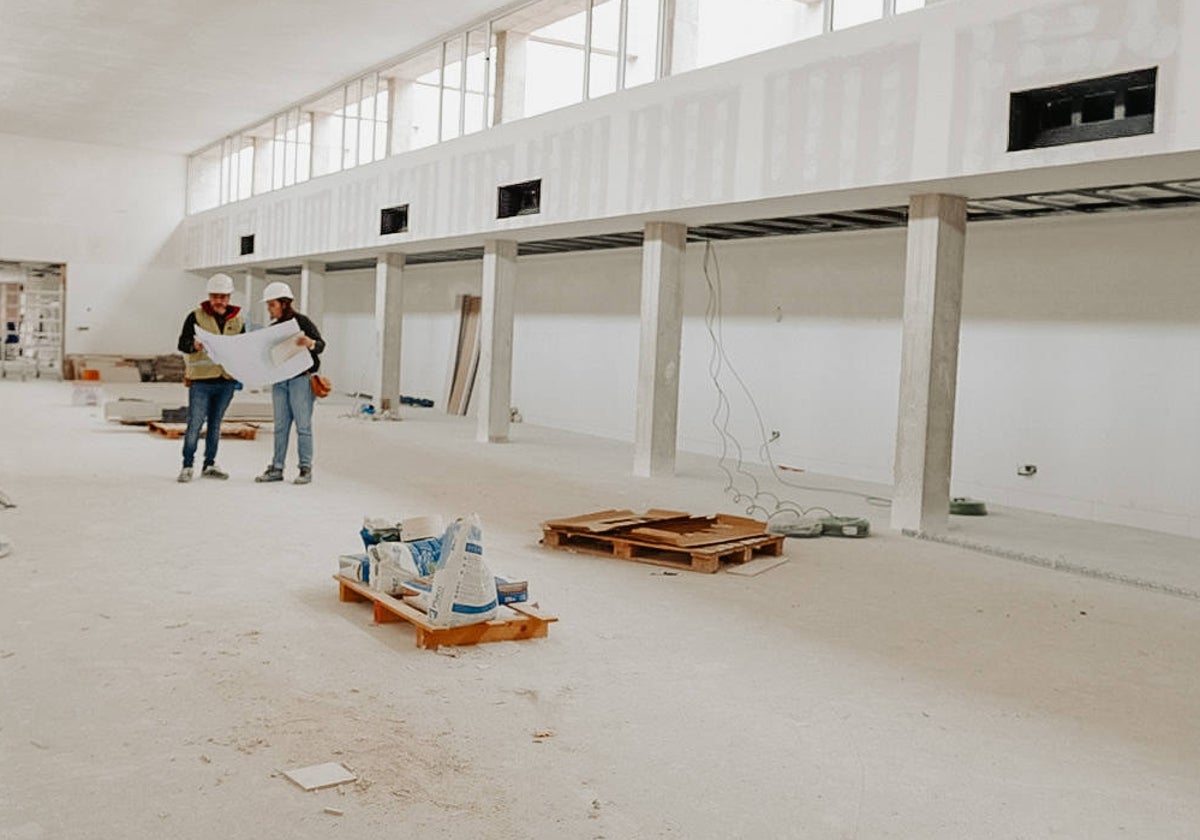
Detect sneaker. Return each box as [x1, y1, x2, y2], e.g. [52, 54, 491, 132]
[201, 464, 229, 480]
[294, 466, 312, 485]
[255, 465, 284, 483]
[177, 467, 193, 483]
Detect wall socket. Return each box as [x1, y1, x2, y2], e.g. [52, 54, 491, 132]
[1017, 464, 1038, 476]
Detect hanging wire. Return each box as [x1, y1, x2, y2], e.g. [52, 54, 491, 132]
[700, 240, 891, 526]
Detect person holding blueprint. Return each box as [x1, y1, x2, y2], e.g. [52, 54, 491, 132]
[254, 282, 325, 485]
[175, 273, 244, 483]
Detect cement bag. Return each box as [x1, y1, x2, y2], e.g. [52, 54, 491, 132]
[427, 514, 498, 628]
[368, 542, 420, 596]
[406, 536, 443, 576]
[337, 553, 370, 583]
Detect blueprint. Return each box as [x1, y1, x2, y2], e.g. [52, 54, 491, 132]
[195, 320, 313, 387]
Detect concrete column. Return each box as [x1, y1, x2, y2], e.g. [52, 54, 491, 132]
[476, 240, 518, 443]
[891, 194, 968, 535]
[493, 30, 527, 125]
[243, 268, 266, 330]
[633, 222, 686, 477]
[299, 261, 325, 329]
[374, 252, 405, 414]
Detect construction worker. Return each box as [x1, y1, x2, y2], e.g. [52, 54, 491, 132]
[255, 281, 324, 485]
[176, 273, 245, 482]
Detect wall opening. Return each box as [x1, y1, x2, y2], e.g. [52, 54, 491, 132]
[380, 204, 409, 235]
[239, 234, 255, 255]
[1008, 68, 1157, 151]
[497, 179, 542, 218]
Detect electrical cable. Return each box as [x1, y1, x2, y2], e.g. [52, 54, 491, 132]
[699, 240, 892, 527]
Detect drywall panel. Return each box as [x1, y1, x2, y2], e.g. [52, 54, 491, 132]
[184, 0, 1197, 270]
[0, 132, 193, 356]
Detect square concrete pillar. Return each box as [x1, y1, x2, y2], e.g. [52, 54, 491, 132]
[634, 222, 686, 477]
[243, 268, 266, 330]
[477, 240, 518, 443]
[891, 194, 967, 535]
[300, 261, 325, 328]
[374, 253, 405, 414]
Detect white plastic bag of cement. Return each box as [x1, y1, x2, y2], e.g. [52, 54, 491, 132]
[427, 514, 498, 628]
[368, 542, 419, 595]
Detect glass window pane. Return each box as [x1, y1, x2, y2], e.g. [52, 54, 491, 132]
[382, 46, 442, 153]
[624, 0, 658, 88]
[894, 0, 924, 13]
[307, 88, 345, 176]
[247, 120, 274, 195]
[674, 0, 826, 73]
[464, 28, 488, 135]
[588, 0, 619, 99]
[442, 36, 464, 141]
[186, 144, 222, 214]
[295, 113, 312, 183]
[833, 0, 883, 30]
[493, 0, 587, 121]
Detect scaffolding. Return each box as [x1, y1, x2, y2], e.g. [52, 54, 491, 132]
[1, 263, 64, 380]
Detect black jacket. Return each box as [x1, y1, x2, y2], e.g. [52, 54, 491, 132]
[274, 312, 326, 374]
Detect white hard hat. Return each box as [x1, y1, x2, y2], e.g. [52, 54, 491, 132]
[206, 273, 235, 295]
[261, 281, 294, 302]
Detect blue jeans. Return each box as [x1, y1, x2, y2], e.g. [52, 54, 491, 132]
[182, 379, 237, 468]
[271, 374, 315, 469]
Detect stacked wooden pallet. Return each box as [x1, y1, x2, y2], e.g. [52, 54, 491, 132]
[541, 509, 785, 573]
[334, 575, 557, 650]
[147, 421, 259, 440]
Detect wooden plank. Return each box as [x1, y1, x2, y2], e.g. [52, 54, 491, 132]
[147, 421, 258, 440]
[627, 513, 768, 547]
[542, 508, 690, 534]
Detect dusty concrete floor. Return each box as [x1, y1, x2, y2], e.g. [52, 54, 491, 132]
[1, 380, 1198, 839]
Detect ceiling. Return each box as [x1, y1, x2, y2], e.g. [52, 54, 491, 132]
[0, 0, 504, 155]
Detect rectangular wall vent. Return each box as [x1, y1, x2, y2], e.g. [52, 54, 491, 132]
[497, 179, 541, 218]
[1008, 68, 1157, 151]
[239, 234, 255, 256]
[380, 204, 409, 235]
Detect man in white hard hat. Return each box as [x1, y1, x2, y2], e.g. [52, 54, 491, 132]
[174, 273, 245, 483]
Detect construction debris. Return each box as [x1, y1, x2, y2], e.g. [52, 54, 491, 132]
[282, 762, 356, 792]
[542, 509, 785, 573]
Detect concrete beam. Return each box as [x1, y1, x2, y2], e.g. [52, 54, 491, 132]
[634, 221, 686, 477]
[374, 253, 406, 415]
[891, 194, 967, 535]
[476, 240, 518, 443]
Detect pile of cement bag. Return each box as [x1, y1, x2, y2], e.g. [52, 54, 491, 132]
[339, 513, 527, 628]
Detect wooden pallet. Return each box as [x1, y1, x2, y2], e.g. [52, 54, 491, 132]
[334, 575, 557, 650]
[541, 523, 785, 573]
[147, 421, 259, 440]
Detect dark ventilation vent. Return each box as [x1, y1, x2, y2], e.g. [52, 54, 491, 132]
[380, 204, 409, 235]
[497, 179, 541, 218]
[239, 234, 255, 255]
[1008, 68, 1157, 151]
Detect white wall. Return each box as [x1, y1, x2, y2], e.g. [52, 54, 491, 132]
[317, 263, 480, 403]
[360, 204, 1200, 537]
[0, 132, 195, 356]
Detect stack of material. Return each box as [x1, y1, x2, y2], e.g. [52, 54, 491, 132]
[541, 509, 786, 573]
[153, 354, 186, 382]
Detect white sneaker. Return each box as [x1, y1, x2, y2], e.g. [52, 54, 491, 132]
[177, 467, 193, 483]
